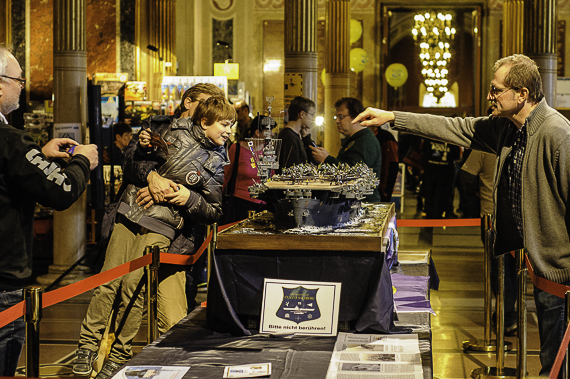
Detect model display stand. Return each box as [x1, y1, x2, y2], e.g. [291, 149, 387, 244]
[245, 96, 379, 229]
[249, 163, 379, 228]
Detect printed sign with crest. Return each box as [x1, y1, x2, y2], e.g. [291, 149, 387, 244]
[276, 286, 321, 323]
[260, 279, 341, 336]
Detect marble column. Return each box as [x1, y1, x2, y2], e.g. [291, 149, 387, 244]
[502, 0, 524, 56]
[524, 0, 557, 106]
[324, 0, 350, 155]
[147, 0, 176, 100]
[284, 0, 318, 109]
[38, 0, 89, 286]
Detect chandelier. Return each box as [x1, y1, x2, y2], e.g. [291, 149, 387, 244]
[412, 12, 456, 102]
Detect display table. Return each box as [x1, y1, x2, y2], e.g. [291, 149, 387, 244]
[206, 203, 399, 336]
[127, 308, 339, 378]
[123, 247, 433, 378]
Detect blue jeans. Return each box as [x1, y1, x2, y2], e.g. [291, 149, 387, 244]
[0, 289, 25, 376]
[534, 282, 570, 377]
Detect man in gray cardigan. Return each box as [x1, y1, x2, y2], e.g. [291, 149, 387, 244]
[354, 54, 570, 377]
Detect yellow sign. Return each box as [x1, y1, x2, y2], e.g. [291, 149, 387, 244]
[385, 63, 408, 88]
[93, 73, 128, 83]
[214, 62, 240, 80]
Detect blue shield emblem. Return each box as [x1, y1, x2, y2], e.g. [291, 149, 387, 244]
[276, 286, 320, 324]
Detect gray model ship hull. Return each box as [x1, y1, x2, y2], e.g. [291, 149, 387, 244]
[272, 196, 362, 228]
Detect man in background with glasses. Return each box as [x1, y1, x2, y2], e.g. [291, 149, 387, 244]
[311, 97, 382, 202]
[354, 54, 568, 377]
[0, 47, 98, 376]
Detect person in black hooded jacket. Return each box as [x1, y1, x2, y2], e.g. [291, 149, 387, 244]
[0, 47, 99, 376]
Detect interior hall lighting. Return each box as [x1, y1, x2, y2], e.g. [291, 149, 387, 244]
[263, 59, 282, 73]
[412, 11, 456, 102]
[315, 116, 324, 127]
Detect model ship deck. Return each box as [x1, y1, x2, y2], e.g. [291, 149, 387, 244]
[248, 163, 379, 228]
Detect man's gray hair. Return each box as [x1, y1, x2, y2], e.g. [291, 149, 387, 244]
[493, 54, 544, 104]
[0, 48, 13, 83]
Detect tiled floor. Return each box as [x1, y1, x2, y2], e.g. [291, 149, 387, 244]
[16, 189, 548, 378]
[397, 193, 545, 378]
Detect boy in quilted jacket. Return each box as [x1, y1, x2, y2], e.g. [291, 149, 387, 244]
[74, 96, 234, 379]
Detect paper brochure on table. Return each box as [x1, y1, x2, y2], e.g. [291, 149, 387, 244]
[325, 332, 423, 379]
[223, 363, 271, 378]
[112, 366, 189, 379]
[259, 278, 341, 336]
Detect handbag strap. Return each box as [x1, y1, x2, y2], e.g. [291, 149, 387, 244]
[227, 142, 241, 196]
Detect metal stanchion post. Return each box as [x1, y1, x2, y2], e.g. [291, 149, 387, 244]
[497, 254, 506, 371]
[212, 222, 218, 251]
[204, 223, 217, 303]
[472, 254, 517, 378]
[484, 214, 493, 345]
[211, 222, 219, 277]
[145, 245, 160, 343]
[206, 225, 212, 284]
[516, 249, 527, 378]
[563, 291, 570, 379]
[24, 286, 42, 378]
[464, 214, 512, 353]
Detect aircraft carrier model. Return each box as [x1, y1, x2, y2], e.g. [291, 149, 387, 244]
[249, 162, 379, 228]
[246, 98, 379, 229]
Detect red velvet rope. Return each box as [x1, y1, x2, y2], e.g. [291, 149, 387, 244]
[517, 252, 570, 300]
[521, 252, 570, 379]
[512, 251, 570, 378]
[397, 218, 481, 227]
[399, 218, 570, 377]
[2, 217, 570, 375]
[0, 219, 245, 330]
[0, 254, 152, 329]
[550, 321, 570, 379]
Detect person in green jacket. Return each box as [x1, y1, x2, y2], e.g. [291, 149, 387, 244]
[310, 97, 382, 202]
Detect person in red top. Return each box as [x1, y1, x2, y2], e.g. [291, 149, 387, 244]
[221, 115, 275, 223]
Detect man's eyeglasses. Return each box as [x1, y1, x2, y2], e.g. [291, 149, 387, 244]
[1, 75, 26, 88]
[334, 114, 349, 121]
[489, 84, 516, 99]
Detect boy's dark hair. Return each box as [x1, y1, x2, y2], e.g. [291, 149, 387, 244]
[334, 97, 365, 119]
[191, 96, 236, 126]
[180, 83, 225, 113]
[245, 115, 277, 139]
[288, 96, 315, 122]
[113, 122, 132, 138]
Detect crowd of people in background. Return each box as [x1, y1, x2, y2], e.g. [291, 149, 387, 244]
[0, 43, 534, 378]
[2, 43, 563, 378]
[107, 90, 494, 234]
[222, 94, 499, 227]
